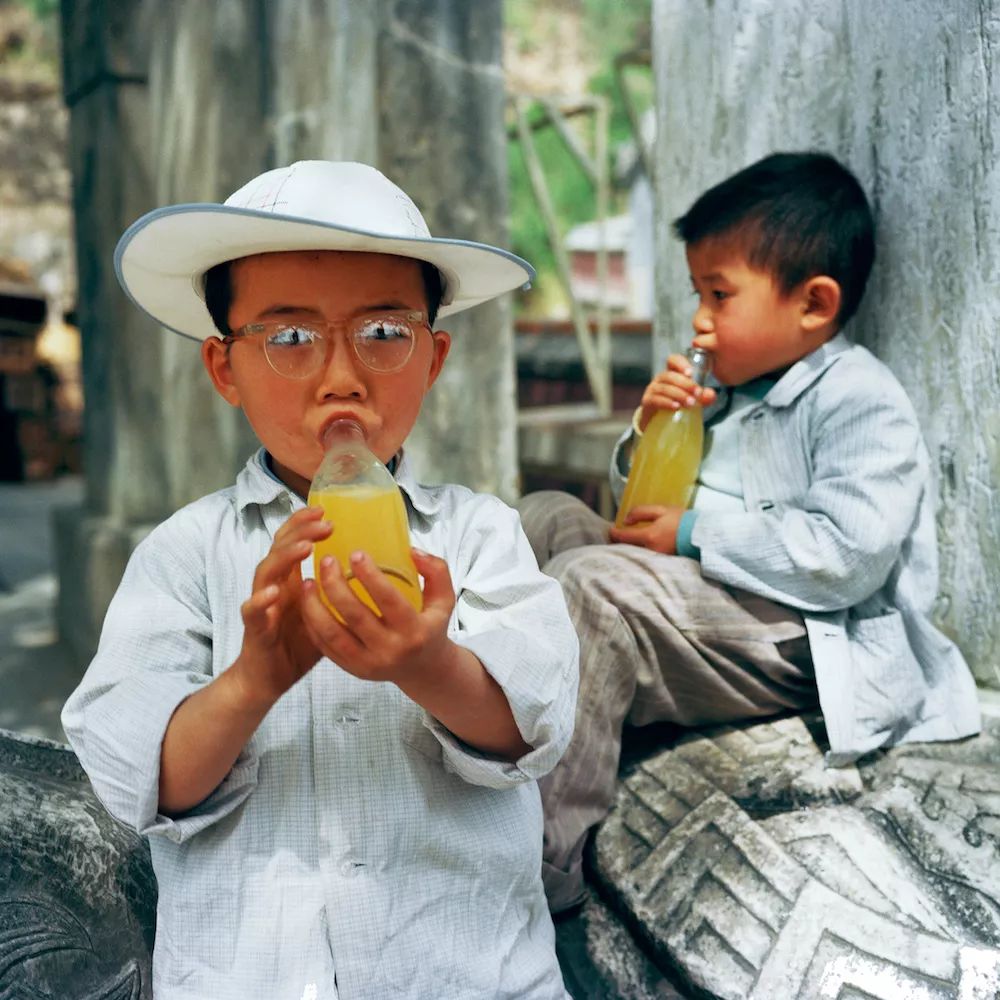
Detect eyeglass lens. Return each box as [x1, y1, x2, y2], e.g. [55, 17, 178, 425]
[259, 315, 418, 377]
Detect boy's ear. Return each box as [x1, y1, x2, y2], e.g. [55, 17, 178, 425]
[800, 276, 841, 332]
[201, 336, 242, 407]
[425, 329, 451, 389]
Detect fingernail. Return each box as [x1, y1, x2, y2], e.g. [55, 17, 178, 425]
[321, 555, 334, 570]
[686, 395, 696, 406]
[411, 547, 429, 558]
[350, 551, 365, 565]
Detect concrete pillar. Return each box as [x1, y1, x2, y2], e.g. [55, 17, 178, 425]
[55, 0, 163, 660]
[651, 0, 1000, 687]
[378, 0, 520, 501]
[146, 1, 269, 510]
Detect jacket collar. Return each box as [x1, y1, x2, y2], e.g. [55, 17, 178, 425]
[234, 447, 443, 518]
[762, 332, 853, 408]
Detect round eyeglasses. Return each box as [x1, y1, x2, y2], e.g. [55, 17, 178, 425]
[224, 310, 428, 378]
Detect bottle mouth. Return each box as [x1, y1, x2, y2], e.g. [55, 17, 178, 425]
[319, 417, 367, 450]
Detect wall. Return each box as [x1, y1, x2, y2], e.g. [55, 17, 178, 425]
[651, 0, 999, 686]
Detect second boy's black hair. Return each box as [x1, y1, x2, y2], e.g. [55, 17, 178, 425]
[673, 151, 875, 325]
[203, 256, 444, 336]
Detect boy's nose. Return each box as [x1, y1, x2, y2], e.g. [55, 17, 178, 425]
[692, 301, 713, 333]
[316, 335, 366, 399]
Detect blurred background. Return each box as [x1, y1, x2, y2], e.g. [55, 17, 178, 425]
[0, 0, 997, 741]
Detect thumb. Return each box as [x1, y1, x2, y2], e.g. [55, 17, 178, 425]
[411, 548, 455, 611]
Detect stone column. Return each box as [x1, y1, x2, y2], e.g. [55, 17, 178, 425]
[651, 0, 1000, 687]
[146, 1, 269, 510]
[55, 0, 164, 660]
[377, 0, 520, 501]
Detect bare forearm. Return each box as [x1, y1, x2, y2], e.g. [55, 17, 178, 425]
[396, 642, 530, 761]
[158, 664, 272, 815]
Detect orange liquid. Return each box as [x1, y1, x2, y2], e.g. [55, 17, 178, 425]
[308, 485, 422, 618]
[615, 407, 704, 528]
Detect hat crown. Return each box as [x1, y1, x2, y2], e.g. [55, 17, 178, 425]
[223, 161, 433, 241]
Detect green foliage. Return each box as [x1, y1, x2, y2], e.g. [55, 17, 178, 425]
[20, 0, 58, 19]
[506, 0, 653, 314]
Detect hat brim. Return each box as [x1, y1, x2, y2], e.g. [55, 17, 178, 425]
[114, 204, 535, 341]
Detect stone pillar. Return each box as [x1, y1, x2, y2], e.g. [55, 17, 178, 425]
[55, 0, 164, 661]
[378, 0, 520, 501]
[651, 0, 1000, 687]
[146, 1, 269, 510]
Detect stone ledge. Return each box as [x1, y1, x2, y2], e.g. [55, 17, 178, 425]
[576, 703, 1000, 999]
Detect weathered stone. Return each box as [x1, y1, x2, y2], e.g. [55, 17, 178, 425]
[593, 709, 1000, 999]
[0, 728, 155, 999]
[651, 0, 1000, 688]
[378, 0, 519, 500]
[554, 894, 687, 999]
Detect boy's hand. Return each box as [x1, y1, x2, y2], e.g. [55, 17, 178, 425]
[637, 353, 717, 432]
[301, 547, 454, 685]
[231, 507, 331, 711]
[609, 505, 683, 554]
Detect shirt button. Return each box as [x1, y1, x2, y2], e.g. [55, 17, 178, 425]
[340, 858, 366, 877]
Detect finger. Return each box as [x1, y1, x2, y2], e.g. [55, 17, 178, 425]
[666, 353, 695, 375]
[253, 536, 314, 591]
[300, 578, 367, 661]
[608, 525, 647, 546]
[625, 505, 670, 524]
[272, 505, 329, 546]
[347, 551, 413, 628]
[410, 549, 454, 613]
[318, 553, 384, 638]
[241, 583, 280, 623]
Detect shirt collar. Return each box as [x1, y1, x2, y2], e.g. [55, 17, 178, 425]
[762, 332, 853, 408]
[234, 446, 443, 518]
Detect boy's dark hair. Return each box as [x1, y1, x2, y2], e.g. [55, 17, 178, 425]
[673, 151, 875, 325]
[203, 256, 445, 336]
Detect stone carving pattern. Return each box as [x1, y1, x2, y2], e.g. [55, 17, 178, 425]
[593, 713, 1000, 999]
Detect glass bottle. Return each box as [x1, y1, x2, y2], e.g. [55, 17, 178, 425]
[614, 346, 712, 528]
[307, 419, 421, 618]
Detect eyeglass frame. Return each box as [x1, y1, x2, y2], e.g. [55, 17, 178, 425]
[220, 309, 431, 379]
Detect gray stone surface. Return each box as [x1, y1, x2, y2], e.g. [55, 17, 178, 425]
[0, 728, 155, 999]
[651, 0, 1000, 688]
[591, 703, 1000, 999]
[379, 0, 520, 501]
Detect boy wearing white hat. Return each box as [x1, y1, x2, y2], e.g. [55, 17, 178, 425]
[62, 161, 579, 1000]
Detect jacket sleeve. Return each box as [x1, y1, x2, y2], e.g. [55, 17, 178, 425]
[693, 376, 927, 613]
[422, 496, 580, 790]
[61, 513, 258, 842]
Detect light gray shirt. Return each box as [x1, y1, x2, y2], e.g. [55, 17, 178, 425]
[62, 450, 578, 1000]
[611, 334, 981, 763]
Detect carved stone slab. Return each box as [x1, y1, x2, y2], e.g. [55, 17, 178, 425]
[0, 729, 155, 999]
[593, 711, 1000, 999]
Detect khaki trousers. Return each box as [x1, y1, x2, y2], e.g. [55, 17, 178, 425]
[517, 491, 818, 912]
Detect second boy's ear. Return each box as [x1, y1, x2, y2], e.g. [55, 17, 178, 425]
[201, 337, 242, 408]
[800, 276, 842, 331]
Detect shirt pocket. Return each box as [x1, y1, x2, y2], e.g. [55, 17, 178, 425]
[847, 607, 924, 740]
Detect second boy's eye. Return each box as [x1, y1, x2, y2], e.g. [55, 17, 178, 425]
[712, 290, 730, 302]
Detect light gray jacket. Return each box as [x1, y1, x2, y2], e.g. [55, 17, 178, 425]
[611, 334, 981, 763]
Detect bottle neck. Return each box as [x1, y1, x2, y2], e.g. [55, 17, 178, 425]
[320, 418, 367, 452]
